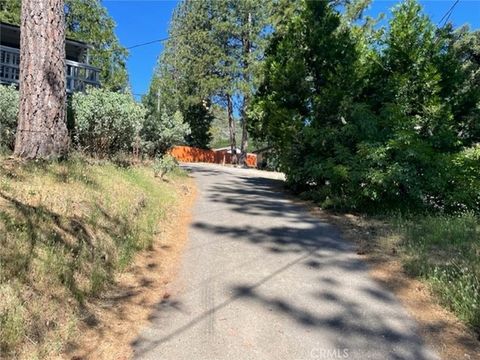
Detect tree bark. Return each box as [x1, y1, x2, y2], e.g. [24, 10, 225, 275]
[14, 0, 69, 159]
[239, 99, 249, 166]
[227, 93, 237, 165]
[239, 11, 252, 167]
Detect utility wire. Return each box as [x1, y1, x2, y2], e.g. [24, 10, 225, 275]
[107, 31, 189, 53]
[125, 37, 169, 50]
[438, 0, 460, 27]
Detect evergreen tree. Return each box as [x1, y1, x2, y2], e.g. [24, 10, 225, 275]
[15, 0, 69, 159]
[146, 0, 271, 160]
[250, 0, 357, 191]
[145, 0, 221, 149]
[251, 0, 479, 212]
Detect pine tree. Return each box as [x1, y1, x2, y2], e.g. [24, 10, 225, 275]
[146, 0, 271, 162]
[14, 0, 69, 159]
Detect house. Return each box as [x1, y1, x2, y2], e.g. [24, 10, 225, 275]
[213, 146, 242, 155]
[0, 22, 100, 93]
[213, 146, 257, 167]
[252, 146, 276, 170]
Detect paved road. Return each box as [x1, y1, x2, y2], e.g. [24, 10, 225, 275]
[132, 163, 438, 360]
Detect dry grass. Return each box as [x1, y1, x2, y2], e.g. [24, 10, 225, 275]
[0, 154, 191, 359]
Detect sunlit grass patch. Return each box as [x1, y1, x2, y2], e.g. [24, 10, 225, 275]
[395, 213, 480, 333]
[0, 155, 186, 358]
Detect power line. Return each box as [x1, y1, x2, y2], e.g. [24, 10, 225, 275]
[438, 0, 460, 27]
[108, 31, 189, 53]
[125, 36, 170, 50]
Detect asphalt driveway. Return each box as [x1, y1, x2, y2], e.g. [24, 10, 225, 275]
[132, 163, 438, 360]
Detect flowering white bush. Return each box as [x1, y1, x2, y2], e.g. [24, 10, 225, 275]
[72, 88, 146, 156]
[0, 85, 19, 150]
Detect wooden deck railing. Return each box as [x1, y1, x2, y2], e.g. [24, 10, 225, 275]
[0, 45, 100, 93]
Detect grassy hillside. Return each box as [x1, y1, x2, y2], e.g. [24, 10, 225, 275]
[0, 155, 188, 358]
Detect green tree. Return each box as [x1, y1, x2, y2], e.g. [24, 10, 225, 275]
[146, 0, 271, 162]
[250, 0, 357, 192]
[144, 0, 220, 149]
[209, 104, 231, 149]
[252, 0, 480, 213]
[444, 25, 480, 145]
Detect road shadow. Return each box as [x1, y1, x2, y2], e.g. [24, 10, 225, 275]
[131, 165, 438, 360]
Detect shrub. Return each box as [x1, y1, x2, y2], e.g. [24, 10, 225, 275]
[141, 108, 190, 156]
[441, 146, 480, 213]
[72, 88, 146, 157]
[0, 85, 19, 151]
[153, 154, 178, 179]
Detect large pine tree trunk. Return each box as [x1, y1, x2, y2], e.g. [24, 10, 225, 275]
[14, 0, 69, 159]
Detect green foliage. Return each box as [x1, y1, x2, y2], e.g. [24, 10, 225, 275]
[153, 154, 178, 179]
[184, 103, 214, 149]
[143, 0, 218, 149]
[72, 88, 146, 157]
[145, 0, 272, 154]
[0, 0, 128, 90]
[209, 104, 231, 148]
[0, 0, 20, 24]
[396, 213, 480, 331]
[251, 0, 358, 190]
[141, 108, 191, 156]
[0, 85, 18, 151]
[64, 0, 129, 90]
[252, 0, 480, 213]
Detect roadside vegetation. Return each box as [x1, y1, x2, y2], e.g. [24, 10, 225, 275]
[395, 214, 479, 333]
[0, 45, 191, 359]
[0, 155, 188, 358]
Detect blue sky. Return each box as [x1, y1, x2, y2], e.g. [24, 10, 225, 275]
[103, 0, 480, 100]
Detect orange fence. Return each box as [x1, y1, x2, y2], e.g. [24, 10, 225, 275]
[170, 146, 257, 168]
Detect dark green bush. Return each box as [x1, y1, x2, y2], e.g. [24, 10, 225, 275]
[250, 0, 480, 214]
[0, 85, 18, 151]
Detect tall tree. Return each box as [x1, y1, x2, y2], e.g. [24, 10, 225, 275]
[251, 0, 480, 212]
[14, 0, 69, 159]
[146, 0, 271, 163]
[144, 0, 220, 150]
[251, 0, 357, 187]
[230, 0, 269, 165]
